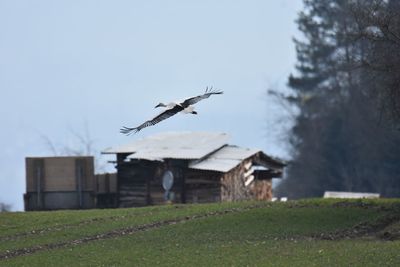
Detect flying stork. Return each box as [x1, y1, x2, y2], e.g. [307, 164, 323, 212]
[120, 86, 223, 135]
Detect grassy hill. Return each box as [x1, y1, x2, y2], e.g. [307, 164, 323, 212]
[1, 199, 400, 266]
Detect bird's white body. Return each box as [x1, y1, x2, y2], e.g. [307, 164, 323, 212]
[156, 102, 195, 114]
[164, 102, 178, 109]
[182, 105, 195, 114]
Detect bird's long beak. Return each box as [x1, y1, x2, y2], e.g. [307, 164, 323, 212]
[155, 103, 162, 108]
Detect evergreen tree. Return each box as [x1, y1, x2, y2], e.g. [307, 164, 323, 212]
[276, 0, 400, 198]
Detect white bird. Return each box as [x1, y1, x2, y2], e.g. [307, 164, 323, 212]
[120, 86, 223, 135]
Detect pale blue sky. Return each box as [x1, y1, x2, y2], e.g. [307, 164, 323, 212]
[0, 0, 302, 211]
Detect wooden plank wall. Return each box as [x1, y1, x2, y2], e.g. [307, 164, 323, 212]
[148, 160, 184, 205]
[117, 160, 158, 207]
[96, 173, 117, 194]
[184, 169, 221, 203]
[44, 158, 76, 191]
[221, 157, 275, 201]
[26, 158, 45, 193]
[117, 159, 223, 207]
[26, 157, 95, 192]
[117, 155, 279, 208]
[251, 180, 272, 200]
[74, 158, 95, 192]
[25, 157, 96, 210]
[221, 159, 254, 201]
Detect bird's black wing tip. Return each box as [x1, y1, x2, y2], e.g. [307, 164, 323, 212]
[205, 86, 223, 95]
[120, 126, 139, 135]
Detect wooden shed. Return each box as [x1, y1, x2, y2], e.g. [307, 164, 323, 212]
[24, 156, 117, 210]
[103, 132, 285, 208]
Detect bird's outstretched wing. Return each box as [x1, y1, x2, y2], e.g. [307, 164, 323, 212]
[120, 105, 184, 135]
[181, 86, 223, 107]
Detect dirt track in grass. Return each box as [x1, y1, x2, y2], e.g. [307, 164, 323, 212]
[0, 205, 261, 260]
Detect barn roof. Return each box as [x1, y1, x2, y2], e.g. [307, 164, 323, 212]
[189, 145, 261, 172]
[102, 131, 229, 160]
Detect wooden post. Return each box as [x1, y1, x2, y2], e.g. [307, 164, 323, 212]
[116, 153, 129, 207]
[75, 159, 84, 209]
[36, 165, 41, 208]
[105, 173, 110, 193]
[33, 159, 45, 210]
[180, 168, 186, 204]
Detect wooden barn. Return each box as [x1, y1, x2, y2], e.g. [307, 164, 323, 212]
[103, 132, 285, 207]
[24, 156, 117, 211]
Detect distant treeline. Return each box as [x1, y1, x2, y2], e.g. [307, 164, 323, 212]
[276, 0, 400, 198]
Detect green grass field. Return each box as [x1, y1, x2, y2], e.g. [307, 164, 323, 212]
[1, 199, 399, 266]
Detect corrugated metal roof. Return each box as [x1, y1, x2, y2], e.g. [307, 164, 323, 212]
[189, 145, 260, 172]
[102, 131, 229, 160]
